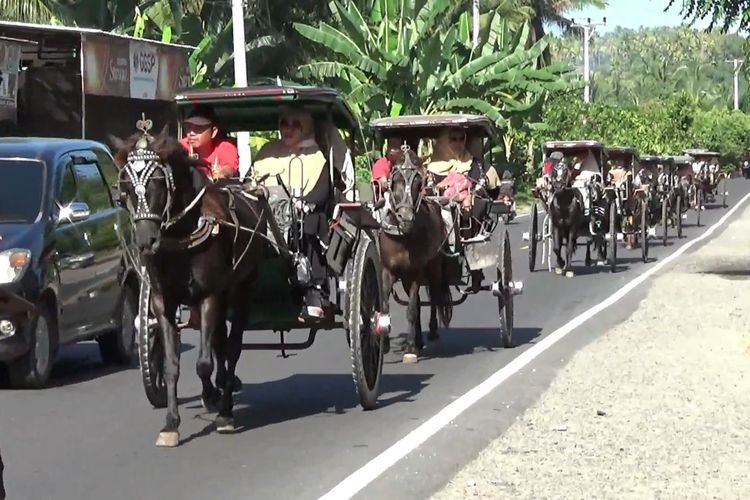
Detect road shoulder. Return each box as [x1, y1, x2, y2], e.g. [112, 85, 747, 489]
[432, 205, 750, 499]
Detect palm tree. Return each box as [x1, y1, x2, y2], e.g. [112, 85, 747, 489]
[524, 0, 607, 64]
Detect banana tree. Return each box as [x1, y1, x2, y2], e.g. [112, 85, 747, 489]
[295, 0, 575, 126]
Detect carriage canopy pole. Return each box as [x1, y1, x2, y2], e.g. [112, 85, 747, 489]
[232, 0, 252, 180]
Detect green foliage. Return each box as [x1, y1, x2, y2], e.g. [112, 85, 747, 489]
[294, 0, 576, 127]
[667, 0, 750, 32]
[534, 91, 750, 174]
[551, 26, 746, 110]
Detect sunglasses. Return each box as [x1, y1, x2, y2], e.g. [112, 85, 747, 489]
[280, 118, 302, 130]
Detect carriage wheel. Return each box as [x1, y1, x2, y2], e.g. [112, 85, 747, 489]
[347, 231, 384, 411]
[528, 203, 538, 272]
[137, 273, 167, 409]
[696, 189, 702, 227]
[640, 198, 649, 263]
[661, 198, 669, 246]
[497, 230, 514, 348]
[608, 202, 617, 273]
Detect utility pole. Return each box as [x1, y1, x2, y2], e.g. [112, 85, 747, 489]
[726, 58, 745, 111]
[472, 0, 480, 49]
[232, 0, 251, 180]
[571, 17, 606, 104]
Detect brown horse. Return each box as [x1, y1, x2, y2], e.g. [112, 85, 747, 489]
[379, 148, 452, 363]
[111, 122, 267, 447]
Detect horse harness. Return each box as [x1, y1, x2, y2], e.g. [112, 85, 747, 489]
[119, 117, 266, 271]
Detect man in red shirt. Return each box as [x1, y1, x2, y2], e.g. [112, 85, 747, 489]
[372, 135, 404, 190]
[179, 106, 239, 180]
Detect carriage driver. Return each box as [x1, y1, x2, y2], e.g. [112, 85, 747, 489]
[179, 105, 240, 180]
[177, 106, 240, 330]
[253, 106, 332, 320]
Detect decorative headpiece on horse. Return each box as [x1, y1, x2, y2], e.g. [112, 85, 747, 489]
[121, 113, 176, 223]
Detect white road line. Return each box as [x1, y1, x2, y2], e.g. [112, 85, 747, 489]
[320, 192, 750, 500]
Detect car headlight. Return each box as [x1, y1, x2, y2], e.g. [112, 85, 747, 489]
[0, 249, 31, 284]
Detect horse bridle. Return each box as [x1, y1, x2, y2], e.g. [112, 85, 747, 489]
[120, 147, 177, 226]
[387, 145, 424, 219]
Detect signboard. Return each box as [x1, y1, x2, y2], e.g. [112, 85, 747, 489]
[82, 34, 190, 101]
[0, 40, 21, 118]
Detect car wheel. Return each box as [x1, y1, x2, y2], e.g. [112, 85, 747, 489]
[98, 286, 137, 365]
[8, 303, 57, 389]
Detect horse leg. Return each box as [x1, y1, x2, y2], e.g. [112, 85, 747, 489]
[403, 278, 421, 364]
[152, 293, 181, 447]
[216, 283, 251, 433]
[427, 258, 444, 342]
[565, 227, 576, 277]
[380, 268, 394, 354]
[585, 241, 592, 267]
[553, 226, 565, 274]
[197, 296, 221, 413]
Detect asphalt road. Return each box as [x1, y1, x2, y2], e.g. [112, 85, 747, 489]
[1, 178, 748, 500]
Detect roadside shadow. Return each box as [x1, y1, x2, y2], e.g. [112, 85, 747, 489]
[385, 327, 542, 362]
[698, 268, 750, 281]
[179, 372, 432, 445]
[0, 340, 195, 389]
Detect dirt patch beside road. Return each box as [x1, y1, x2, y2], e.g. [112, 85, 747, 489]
[433, 206, 750, 499]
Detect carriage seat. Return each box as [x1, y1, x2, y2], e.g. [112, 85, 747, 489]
[571, 169, 598, 189]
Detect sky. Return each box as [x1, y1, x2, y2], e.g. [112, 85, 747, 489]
[562, 0, 714, 34]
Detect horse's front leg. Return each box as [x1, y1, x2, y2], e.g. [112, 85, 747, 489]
[403, 278, 422, 364]
[151, 293, 181, 447]
[216, 283, 251, 433]
[553, 226, 565, 274]
[197, 296, 221, 413]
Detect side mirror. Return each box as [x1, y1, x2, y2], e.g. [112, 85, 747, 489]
[58, 202, 91, 223]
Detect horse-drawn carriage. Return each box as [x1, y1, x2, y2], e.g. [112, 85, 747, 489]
[125, 85, 388, 445]
[607, 146, 650, 261]
[683, 149, 728, 208]
[638, 155, 682, 243]
[368, 114, 522, 351]
[671, 154, 702, 227]
[526, 140, 618, 275]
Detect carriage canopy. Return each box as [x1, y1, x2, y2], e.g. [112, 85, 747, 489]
[542, 140, 608, 177]
[175, 84, 361, 142]
[607, 146, 639, 169]
[683, 149, 720, 164]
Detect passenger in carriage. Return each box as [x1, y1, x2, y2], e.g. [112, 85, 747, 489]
[253, 106, 332, 320]
[426, 127, 483, 209]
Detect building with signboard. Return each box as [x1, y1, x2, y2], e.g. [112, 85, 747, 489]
[0, 21, 193, 145]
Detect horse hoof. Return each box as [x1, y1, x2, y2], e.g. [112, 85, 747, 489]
[565, 271, 575, 278]
[156, 431, 179, 447]
[403, 353, 418, 364]
[202, 395, 219, 413]
[215, 416, 236, 434]
[555, 267, 563, 275]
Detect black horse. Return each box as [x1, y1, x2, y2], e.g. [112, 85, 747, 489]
[379, 147, 452, 363]
[548, 161, 586, 277]
[111, 121, 267, 447]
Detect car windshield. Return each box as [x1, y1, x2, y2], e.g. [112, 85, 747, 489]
[0, 159, 45, 224]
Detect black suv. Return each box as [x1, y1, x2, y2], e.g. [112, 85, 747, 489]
[0, 138, 139, 388]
